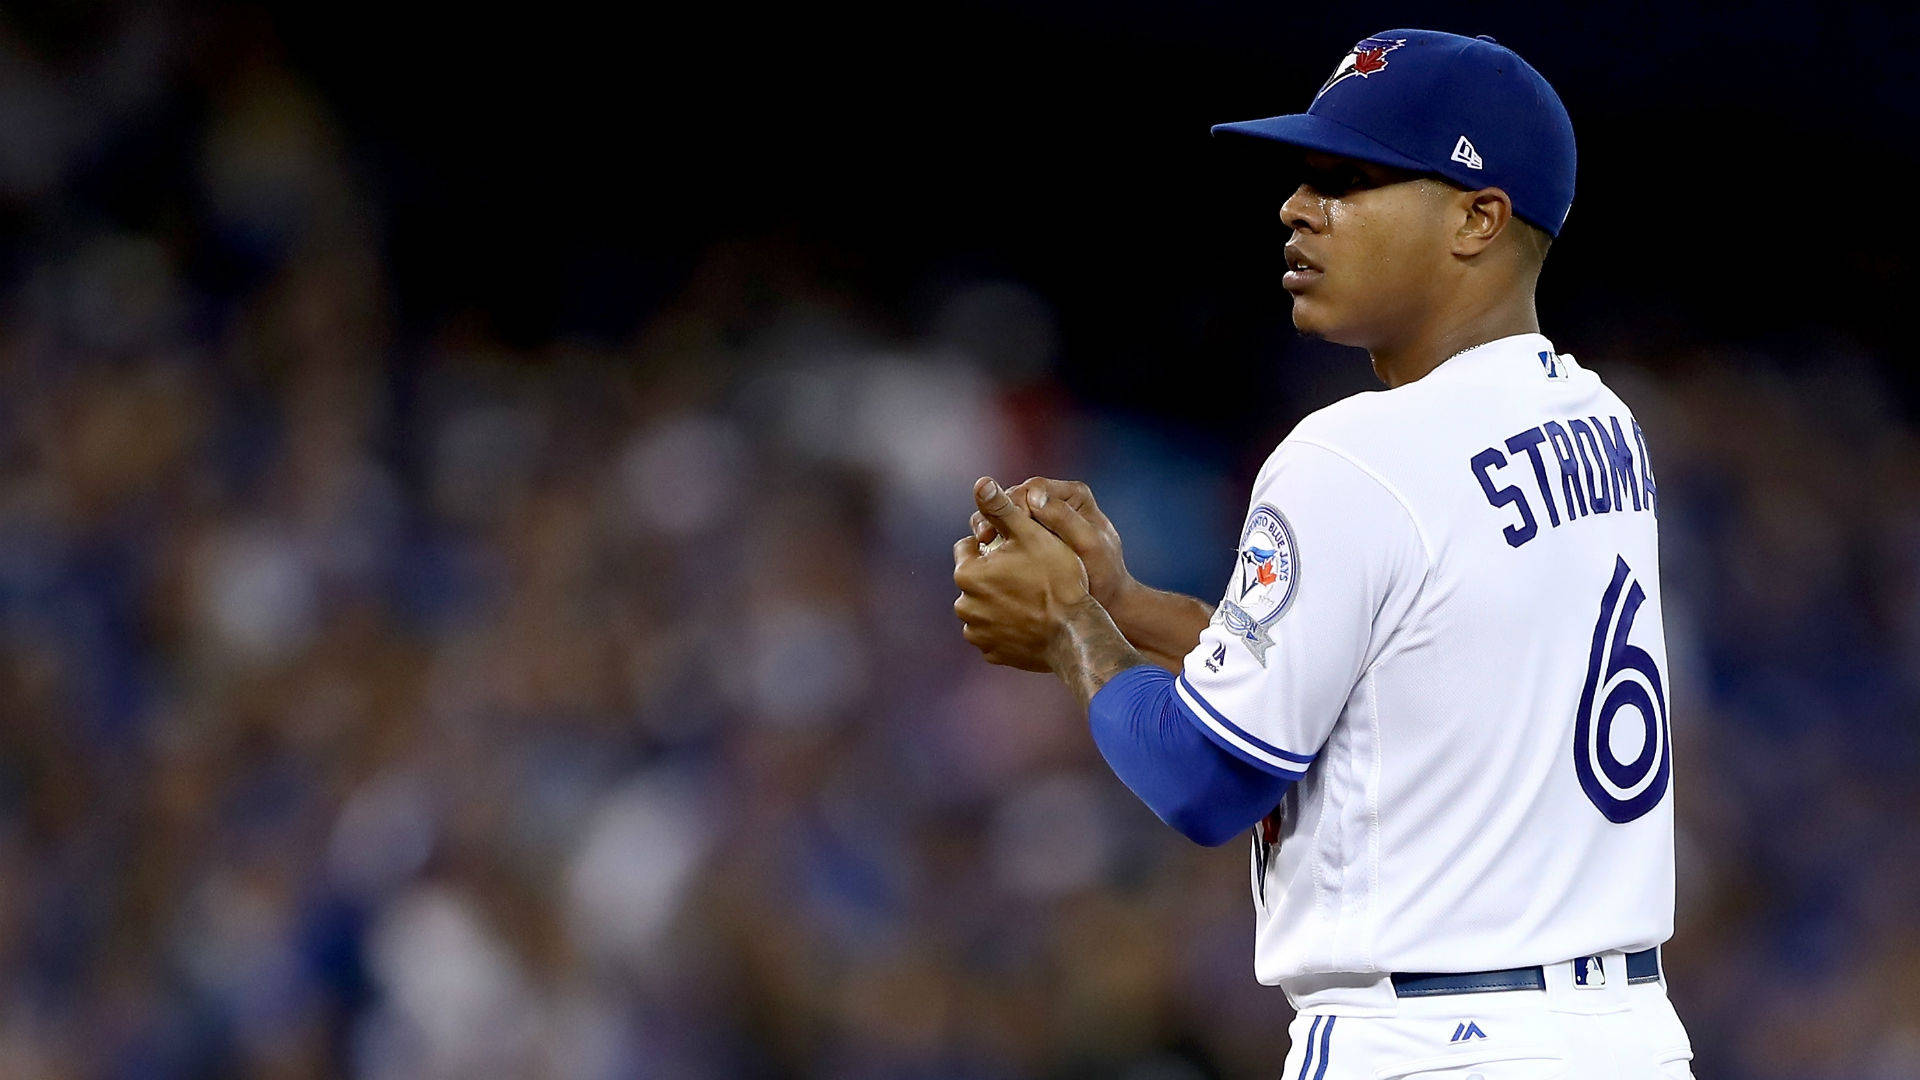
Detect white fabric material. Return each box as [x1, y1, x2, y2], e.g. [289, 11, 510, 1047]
[1278, 952, 1695, 1079]
[1175, 333, 1676, 1010]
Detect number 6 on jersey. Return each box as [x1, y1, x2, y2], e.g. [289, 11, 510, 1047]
[1574, 556, 1671, 823]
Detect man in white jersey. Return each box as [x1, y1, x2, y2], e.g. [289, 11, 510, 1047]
[952, 28, 1694, 1079]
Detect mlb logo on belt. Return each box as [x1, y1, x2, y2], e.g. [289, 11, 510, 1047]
[1573, 955, 1606, 988]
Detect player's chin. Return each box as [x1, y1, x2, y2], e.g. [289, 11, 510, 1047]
[1286, 295, 1335, 338]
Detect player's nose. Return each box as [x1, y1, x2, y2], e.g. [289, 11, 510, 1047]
[1279, 184, 1322, 233]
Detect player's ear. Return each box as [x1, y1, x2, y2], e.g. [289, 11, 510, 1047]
[1452, 187, 1513, 258]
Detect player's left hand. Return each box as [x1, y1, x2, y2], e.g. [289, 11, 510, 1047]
[953, 476, 1092, 672]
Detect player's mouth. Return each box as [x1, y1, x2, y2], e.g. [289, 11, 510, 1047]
[1282, 245, 1322, 290]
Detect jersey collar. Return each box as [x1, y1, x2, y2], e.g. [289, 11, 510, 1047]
[1419, 331, 1568, 384]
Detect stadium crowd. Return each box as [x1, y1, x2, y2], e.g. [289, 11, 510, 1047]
[0, 7, 1916, 1079]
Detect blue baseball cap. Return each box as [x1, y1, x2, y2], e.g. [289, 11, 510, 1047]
[1212, 30, 1577, 237]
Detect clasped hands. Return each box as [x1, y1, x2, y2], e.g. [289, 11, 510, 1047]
[951, 476, 1133, 672]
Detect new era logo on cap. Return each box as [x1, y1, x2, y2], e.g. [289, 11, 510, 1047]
[1451, 135, 1484, 169]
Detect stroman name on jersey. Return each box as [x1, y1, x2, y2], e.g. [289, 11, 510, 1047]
[1469, 414, 1657, 548]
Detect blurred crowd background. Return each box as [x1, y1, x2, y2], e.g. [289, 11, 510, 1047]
[1, 3, 1916, 1078]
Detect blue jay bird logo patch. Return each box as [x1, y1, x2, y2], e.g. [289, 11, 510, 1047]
[1216, 504, 1298, 665]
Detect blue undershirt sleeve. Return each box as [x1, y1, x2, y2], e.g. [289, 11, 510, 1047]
[1086, 664, 1296, 847]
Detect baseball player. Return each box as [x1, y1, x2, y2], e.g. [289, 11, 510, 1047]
[952, 29, 1694, 1079]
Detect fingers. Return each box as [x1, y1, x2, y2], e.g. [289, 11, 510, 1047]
[954, 591, 982, 624]
[960, 623, 1048, 672]
[971, 511, 994, 544]
[1026, 487, 1104, 554]
[967, 476, 1106, 559]
[953, 535, 981, 571]
[1020, 477, 1113, 529]
[1019, 476, 1086, 508]
[979, 478, 1044, 543]
[972, 476, 1038, 541]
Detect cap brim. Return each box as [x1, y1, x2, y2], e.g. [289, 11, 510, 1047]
[1209, 113, 1430, 174]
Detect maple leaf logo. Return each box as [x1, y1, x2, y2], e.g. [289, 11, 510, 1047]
[1353, 47, 1390, 75]
[1314, 37, 1408, 101]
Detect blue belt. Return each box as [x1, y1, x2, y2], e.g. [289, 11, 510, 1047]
[1390, 947, 1660, 997]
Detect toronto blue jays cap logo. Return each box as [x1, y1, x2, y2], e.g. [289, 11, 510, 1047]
[1215, 504, 1298, 664]
[1315, 36, 1407, 101]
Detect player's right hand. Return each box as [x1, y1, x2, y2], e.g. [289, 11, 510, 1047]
[973, 478, 1135, 611]
[954, 477, 1093, 673]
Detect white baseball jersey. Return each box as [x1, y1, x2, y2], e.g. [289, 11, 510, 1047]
[1173, 331, 1674, 1012]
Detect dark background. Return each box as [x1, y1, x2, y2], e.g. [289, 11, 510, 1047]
[286, 3, 1920, 405]
[0, 3, 1915, 1077]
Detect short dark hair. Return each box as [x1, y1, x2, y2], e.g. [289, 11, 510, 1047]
[1514, 216, 1553, 268]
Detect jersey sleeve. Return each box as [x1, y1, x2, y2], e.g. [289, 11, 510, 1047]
[1172, 439, 1429, 778]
